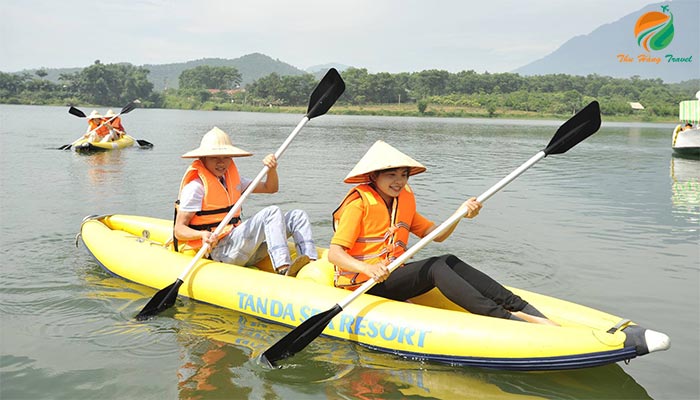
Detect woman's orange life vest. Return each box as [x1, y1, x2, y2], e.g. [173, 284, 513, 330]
[88, 118, 110, 138]
[176, 159, 243, 251]
[332, 183, 416, 289]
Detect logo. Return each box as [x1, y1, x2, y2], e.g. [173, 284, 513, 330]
[634, 5, 674, 52]
[617, 4, 692, 65]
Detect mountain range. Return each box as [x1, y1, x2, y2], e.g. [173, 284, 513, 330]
[30, 53, 352, 91]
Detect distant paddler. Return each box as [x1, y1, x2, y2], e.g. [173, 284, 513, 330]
[104, 109, 127, 141]
[83, 110, 111, 142]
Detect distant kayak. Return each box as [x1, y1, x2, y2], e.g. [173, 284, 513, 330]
[79, 214, 671, 371]
[72, 134, 136, 153]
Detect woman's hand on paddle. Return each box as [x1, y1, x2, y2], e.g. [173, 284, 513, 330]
[364, 263, 389, 283]
[329, 244, 389, 283]
[461, 197, 482, 219]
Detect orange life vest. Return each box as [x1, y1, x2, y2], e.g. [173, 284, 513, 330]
[109, 116, 125, 133]
[332, 183, 416, 289]
[176, 159, 243, 251]
[88, 119, 110, 138]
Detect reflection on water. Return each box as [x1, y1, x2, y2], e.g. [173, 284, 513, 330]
[185, 310, 651, 400]
[670, 156, 700, 226]
[83, 272, 651, 400]
[82, 151, 125, 185]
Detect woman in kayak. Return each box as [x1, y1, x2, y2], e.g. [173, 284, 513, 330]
[328, 140, 557, 325]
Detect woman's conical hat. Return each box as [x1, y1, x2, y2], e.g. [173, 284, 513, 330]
[344, 140, 426, 183]
[181, 127, 253, 158]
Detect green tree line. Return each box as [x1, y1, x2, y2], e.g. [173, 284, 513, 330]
[0, 61, 160, 107]
[1, 61, 696, 119]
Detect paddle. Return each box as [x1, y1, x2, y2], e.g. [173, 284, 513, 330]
[135, 139, 154, 148]
[135, 68, 345, 321]
[59, 100, 141, 150]
[260, 101, 602, 367]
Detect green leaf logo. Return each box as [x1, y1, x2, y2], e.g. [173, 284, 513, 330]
[634, 6, 674, 52]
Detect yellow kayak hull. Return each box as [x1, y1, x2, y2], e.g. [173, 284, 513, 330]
[79, 214, 669, 370]
[72, 135, 136, 152]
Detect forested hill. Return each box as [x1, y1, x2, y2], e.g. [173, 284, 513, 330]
[143, 53, 306, 90]
[514, 1, 699, 83]
[17, 53, 306, 92]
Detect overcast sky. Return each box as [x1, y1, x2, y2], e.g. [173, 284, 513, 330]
[0, 0, 656, 73]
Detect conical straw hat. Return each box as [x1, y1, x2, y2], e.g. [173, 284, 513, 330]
[344, 140, 426, 184]
[181, 127, 253, 158]
[87, 110, 103, 119]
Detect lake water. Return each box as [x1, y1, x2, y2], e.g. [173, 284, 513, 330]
[0, 104, 698, 399]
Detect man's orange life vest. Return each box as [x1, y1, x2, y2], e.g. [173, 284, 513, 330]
[175, 159, 243, 251]
[88, 119, 110, 138]
[332, 183, 416, 289]
[109, 116, 125, 134]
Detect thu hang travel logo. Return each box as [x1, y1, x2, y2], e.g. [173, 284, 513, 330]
[617, 4, 692, 64]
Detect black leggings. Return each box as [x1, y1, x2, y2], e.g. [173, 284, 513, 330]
[367, 254, 528, 319]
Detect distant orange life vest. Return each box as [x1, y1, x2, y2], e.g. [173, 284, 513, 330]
[109, 116, 125, 133]
[332, 183, 416, 289]
[88, 119, 110, 138]
[177, 159, 243, 251]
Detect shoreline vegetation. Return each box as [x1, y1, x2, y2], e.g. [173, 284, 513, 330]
[3, 100, 677, 123]
[171, 102, 678, 123]
[2, 61, 694, 124]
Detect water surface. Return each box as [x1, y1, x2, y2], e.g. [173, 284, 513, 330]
[0, 105, 698, 399]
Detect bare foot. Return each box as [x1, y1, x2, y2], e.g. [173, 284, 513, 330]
[512, 311, 560, 326]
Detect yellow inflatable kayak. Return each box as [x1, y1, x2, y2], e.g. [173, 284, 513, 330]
[78, 214, 670, 370]
[72, 134, 136, 152]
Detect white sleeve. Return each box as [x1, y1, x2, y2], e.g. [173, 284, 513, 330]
[179, 179, 204, 212]
[239, 176, 253, 192]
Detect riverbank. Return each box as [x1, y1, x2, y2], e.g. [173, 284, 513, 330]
[194, 101, 677, 123]
[1, 100, 676, 123]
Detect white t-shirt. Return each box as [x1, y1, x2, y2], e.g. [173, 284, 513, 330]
[179, 176, 253, 212]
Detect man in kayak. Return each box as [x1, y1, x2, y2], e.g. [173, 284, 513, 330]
[103, 109, 126, 141]
[173, 127, 316, 276]
[328, 140, 557, 325]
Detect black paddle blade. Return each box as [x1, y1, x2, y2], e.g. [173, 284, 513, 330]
[58, 144, 72, 150]
[261, 304, 343, 367]
[68, 106, 86, 118]
[135, 279, 183, 321]
[120, 100, 140, 115]
[544, 101, 601, 156]
[136, 139, 154, 148]
[306, 68, 345, 119]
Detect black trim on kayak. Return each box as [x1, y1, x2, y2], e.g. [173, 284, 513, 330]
[357, 344, 639, 371]
[621, 324, 649, 355]
[74, 142, 108, 153]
